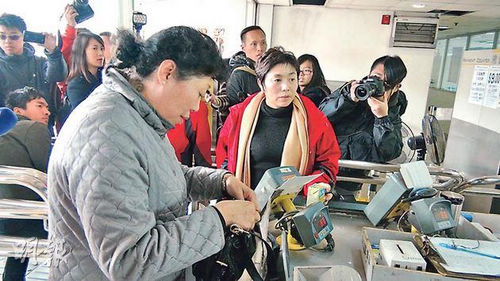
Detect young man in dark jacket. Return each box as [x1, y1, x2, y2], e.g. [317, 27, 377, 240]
[0, 86, 51, 280]
[319, 55, 408, 199]
[226, 25, 267, 106]
[0, 13, 68, 124]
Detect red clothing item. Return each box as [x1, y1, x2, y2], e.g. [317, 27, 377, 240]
[216, 94, 341, 194]
[57, 24, 76, 97]
[167, 101, 212, 167]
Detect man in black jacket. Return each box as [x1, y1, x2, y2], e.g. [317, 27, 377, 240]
[0, 13, 67, 129]
[0, 86, 51, 280]
[226, 25, 267, 106]
[319, 55, 408, 199]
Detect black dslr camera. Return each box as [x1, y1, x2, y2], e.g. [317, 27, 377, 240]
[73, 0, 94, 24]
[24, 31, 45, 44]
[354, 75, 385, 101]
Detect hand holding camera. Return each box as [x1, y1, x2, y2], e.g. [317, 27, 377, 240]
[23, 31, 57, 53]
[43, 33, 57, 53]
[348, 75, 389, 117]
[350, 75, 385, 102]
[64, 4, 78, 27]
[367, 92, 390, 118]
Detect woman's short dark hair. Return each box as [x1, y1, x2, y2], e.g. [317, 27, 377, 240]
[370, 55, 407, 90]
[68, 32, 104, 83]
[255, 47, 299, 86]
[115, 26, 223, 81]
[6, 87, 44, 110]
[298, 54, 328, 91]
[0, 13, 26, 33]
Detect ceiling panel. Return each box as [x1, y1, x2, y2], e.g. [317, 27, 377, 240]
[260, 0, 500, 37]
[324, 0, 354, 5]
[454, 0, 500, 5]
[257, 0, 292, 5]
[351, 0, 401, 5]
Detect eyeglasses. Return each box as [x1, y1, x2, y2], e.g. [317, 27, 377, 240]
[0, 34, 22, 41]
[299, 69, 313, 75]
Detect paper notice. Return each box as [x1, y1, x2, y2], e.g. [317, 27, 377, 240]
[469, 65, 489, 105]
[483, 65, 500, 109]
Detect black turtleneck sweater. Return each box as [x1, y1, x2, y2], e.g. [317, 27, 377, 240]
[249, 101, 293, 189]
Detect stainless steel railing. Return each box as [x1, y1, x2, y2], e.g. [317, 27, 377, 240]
[0, 165, 49, 260]
[337, 160, 500, 197]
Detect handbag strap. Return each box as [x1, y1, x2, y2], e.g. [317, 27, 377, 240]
[245, 231, 277, 281]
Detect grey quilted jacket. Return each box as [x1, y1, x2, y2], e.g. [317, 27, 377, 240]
[48, 67, 227, 280]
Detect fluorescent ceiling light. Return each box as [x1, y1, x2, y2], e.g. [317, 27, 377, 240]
[412, 3, 426, 9]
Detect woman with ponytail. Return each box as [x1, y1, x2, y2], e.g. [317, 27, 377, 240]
[48, 27, 260, 281]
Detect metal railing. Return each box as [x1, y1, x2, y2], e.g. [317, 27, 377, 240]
[337, 160, 500, 197]
[0, 165, 49, 260]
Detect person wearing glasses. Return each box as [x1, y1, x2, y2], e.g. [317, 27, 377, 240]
[298, 54, 331, 107]
[319, 55, 408, 200]
[216, 47, 340, 196]
[0, 13, 67, 113]
[47, 27, 260, 280]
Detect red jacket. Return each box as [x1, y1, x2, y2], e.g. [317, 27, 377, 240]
[167, 101, 212, 167]
[57, 24, 76, 97]
[216, 94, 341, 194]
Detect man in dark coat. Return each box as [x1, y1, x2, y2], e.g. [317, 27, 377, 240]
[226, 25, 267, 106]
[0, 87, 51, 280]
[319, 55, 408, 199]
[0, 13, 67, 129]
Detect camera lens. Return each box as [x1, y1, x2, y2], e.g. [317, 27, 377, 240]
[354, 85, 370, 101]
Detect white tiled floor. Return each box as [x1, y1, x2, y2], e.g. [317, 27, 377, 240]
[0, 257, 49, 280]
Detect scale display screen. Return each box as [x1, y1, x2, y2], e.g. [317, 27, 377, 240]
[313, 215, 328, 232]
[432, 205, 450, 222]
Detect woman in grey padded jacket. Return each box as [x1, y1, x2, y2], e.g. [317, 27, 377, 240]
[47, 27, 261, 281]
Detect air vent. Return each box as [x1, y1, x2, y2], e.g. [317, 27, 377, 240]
[428, 10, 474, 17]
[390, 17, 439, 49]
[293, 0, 326, 5]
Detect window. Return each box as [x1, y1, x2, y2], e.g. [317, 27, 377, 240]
[430, 39, 447, 88]
[469, 32, 495, 50]
[441, 36, 467, 92]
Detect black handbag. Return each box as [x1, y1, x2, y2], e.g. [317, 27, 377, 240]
[193, 225, 278, 281]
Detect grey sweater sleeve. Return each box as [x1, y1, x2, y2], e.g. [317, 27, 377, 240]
[72, 127, 225, 280]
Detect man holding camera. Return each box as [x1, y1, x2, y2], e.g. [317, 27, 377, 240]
[0, 13, 67, 121]
[319, 55, 408, 199]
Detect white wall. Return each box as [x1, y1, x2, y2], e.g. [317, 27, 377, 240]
[2, 0, 120, 55]
[1, 0, 120, 35]
[271, 6, 435, 132]
[137, 0, 250, 58]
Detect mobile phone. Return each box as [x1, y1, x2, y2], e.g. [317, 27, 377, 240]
[23, 31, 45, 44]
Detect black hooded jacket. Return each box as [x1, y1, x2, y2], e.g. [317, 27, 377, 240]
[300, 85, 331, 107]
[0, 43, 67, 107]
[319, 83, 408, 192]
[226, 51, 260, 106]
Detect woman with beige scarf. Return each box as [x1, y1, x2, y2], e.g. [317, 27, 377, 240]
[216, 47, 341, 195]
